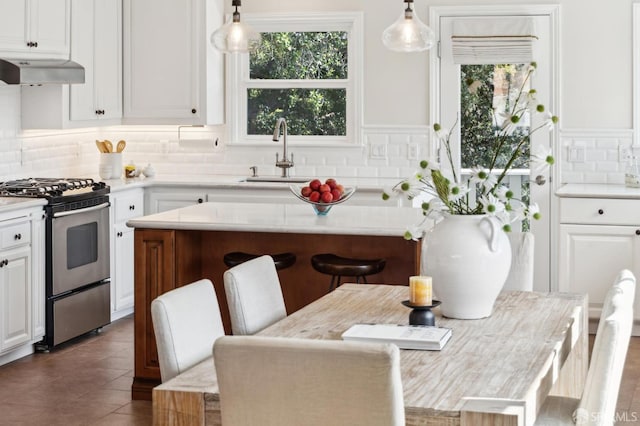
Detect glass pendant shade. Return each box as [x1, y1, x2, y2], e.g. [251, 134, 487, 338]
[382, 5, 435, 53]
[211, 4, 261, 53]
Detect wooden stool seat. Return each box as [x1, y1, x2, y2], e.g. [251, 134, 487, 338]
[311, 253, 386, 291]
[223, 252, 296, 270]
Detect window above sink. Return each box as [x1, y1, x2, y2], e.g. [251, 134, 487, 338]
[226, 12, 364, 147]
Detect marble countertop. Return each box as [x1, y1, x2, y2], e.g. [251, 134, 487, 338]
[102, 174, 400, 193]
[0, 197, 47, 215]
[556, 183, 640, 199]
[127, 201, 427, 237]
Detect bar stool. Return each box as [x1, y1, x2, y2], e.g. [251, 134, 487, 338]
[223, 252, 296, 271]
[311, 253, 386, 292]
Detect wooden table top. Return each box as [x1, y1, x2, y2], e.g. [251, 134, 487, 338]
[153, 284, 587, 426]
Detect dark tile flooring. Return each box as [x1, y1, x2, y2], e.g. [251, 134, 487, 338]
[0, 315, 639, 425]
[0, 315, 151, 426]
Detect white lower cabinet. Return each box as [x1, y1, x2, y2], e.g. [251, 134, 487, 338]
[113, 223, 134, 314]
[558, 197, 640, 335]
[145, 188, 206, 214]
[0, 206, 44, 362]
[110, 188, 144, 320]
[30, 211, 45, 340]
[0, 245, 31, 351]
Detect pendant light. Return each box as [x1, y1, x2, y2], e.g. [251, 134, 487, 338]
[211, 0, 261, 53]
[382, 0, 435, 53]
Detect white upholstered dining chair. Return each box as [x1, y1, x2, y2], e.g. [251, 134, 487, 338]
[503, 231, 535, 291]
[213, 335, 405, 426]
[223, 255, 287, 335]
[151, 278, 225, 382]
[534, 269, 636, 425]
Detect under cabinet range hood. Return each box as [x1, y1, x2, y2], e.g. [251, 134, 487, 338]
[0, 58, 85, 85]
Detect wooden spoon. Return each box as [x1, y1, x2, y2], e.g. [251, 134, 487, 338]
[95, 140, 105, 153]
[103, 140, 113, 153]
[116, 140, 126, 153]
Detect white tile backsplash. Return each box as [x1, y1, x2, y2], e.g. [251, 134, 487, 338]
[0, 89, 435, 180]
[560, 129, 634, 185]
[2, 85, 635, 185]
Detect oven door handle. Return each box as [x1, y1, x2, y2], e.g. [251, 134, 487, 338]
[52, 202, 110, 218]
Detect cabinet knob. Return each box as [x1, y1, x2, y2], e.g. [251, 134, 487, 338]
[191, 108, 197, 114]
[598, 209, 604, 215]
[129, 205, 135, 210]
[14, 233, 21, 240]
[33, 41, 38, 48]
[636, 230, 640, 236]
[117, 231, 123, 237]
[197, 198, 203, 203]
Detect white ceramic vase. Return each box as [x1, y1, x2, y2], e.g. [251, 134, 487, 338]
[421, 214, 511, 319]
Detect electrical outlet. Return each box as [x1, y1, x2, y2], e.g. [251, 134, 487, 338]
[407, 143, 419, 160]
[619, 145, 633, 162]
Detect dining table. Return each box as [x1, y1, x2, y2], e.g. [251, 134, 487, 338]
[152, 284, 588, 426]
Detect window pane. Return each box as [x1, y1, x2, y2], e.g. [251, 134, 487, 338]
[460, 64, 530, 169]
[247, 88, 346, 136]
[250, 32, 348, 80]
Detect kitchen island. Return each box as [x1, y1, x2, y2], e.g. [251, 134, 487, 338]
[127, 201, 427, 400]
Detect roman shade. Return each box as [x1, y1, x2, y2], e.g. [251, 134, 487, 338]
[451, 17, 538, 64]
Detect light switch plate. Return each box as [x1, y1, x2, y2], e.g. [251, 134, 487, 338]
[370, 142, 388, 159]
[408, 143, 419, 160]
[568, 146, 585, 162]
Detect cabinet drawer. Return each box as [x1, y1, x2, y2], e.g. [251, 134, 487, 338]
[0, 221, 31, 249]
[559, 198, 640, 226]
[113, 190, 144, 223]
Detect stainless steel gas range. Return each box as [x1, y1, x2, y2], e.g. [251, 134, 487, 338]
[0, 178, 111, 350]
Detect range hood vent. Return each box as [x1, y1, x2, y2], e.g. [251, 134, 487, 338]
[0, 58, 85, 85]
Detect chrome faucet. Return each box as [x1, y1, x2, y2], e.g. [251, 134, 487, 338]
[272, 118, 294, 178]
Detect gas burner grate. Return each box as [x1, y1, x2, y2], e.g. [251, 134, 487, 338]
[0, 178, 98, 198]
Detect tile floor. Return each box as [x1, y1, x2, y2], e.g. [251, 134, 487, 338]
[0, 316, 639, 425]
[0, 315, 151, 426]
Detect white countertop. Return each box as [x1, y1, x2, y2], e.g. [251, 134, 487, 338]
[0, 197, 47, 215]
[127, 201, 427, 237]
[103, 175, 401, 193]
[556, 183, 640, 199]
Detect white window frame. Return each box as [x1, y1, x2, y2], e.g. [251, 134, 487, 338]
[226, 12, 363, 146]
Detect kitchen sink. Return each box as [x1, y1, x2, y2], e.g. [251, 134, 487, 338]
[242, 176, 311, 183]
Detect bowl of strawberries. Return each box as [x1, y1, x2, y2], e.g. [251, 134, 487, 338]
[290, 178, 356, 215]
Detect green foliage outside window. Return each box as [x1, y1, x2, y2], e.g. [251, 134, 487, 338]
[247, 32, 348, 136]
[460, 64, 530, 169]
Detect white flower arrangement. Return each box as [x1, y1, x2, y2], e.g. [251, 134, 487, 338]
[384, 62, 557, 240]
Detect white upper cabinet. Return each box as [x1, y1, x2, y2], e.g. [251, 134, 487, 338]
[122, 0, 223, 125]
[69, 0, 122, 122]
[0, 0, 70, 58]
[21, 0, 122, 129]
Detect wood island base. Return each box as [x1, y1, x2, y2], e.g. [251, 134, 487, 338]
[132, 228, 421, 400]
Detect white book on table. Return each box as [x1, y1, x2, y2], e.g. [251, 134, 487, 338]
[341, 324, 452, 351]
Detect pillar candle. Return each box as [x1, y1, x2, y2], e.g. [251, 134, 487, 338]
[409, 276, 432, 306]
